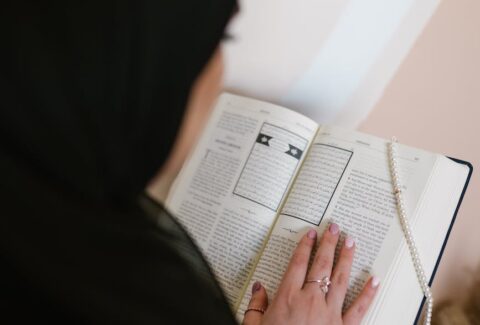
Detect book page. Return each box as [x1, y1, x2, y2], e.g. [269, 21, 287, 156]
[165, 93, 318, 308]
[369, 155, 470, 324]
[237, 125, 439, 322]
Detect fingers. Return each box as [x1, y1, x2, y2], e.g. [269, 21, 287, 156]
[343, 276, 380, 325]
[304, 223, 340, 291]
[243, 281, 269, 325]
[278, 229, 317, 293]
[327, 235, 355, 310]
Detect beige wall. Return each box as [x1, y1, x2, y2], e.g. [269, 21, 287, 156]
[360, 0, 480, 303]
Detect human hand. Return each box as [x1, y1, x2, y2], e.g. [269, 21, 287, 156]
[243, 224, 379, 325]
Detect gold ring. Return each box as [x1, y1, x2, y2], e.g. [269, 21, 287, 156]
[244, 307, 266, 315]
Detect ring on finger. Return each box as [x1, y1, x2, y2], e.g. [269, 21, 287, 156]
[244, 307, 266, 315]
[305, 276, 331, 293]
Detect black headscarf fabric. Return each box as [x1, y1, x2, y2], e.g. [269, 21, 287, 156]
[1, 0, 235, 203]
[0, 0, 237, 324]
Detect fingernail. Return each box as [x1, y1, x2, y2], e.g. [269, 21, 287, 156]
[329, 223, 339, 235]
[252, 281, 261, 294]
[307, 229, 317, 239]
[345, 236, 355, 248]
[371, 276, 380, 288]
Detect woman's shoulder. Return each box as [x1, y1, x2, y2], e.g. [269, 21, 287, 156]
[0, 150, 236, 324]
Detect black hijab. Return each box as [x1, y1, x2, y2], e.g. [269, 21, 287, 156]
[0, 0, 237, 324]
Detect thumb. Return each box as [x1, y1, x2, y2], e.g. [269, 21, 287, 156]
[243, 281, 269, 325]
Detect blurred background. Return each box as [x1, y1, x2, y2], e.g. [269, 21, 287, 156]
[222, 0, 480, 321]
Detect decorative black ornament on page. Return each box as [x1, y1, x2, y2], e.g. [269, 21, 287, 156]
[256, 133, 272, 146]
[285, 144, 303, 160]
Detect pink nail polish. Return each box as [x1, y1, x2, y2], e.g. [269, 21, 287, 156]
[307, 229, 317, 239]
[329, 223, 339, 235]
[345, 236, 355, 248]
[371, 276, 380, 288]
[252, 281, 261, 294]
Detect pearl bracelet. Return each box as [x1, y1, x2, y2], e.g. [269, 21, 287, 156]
[388, 137, 433, 325]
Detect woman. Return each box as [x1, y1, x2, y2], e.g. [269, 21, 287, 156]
[0, 0, 378, 324]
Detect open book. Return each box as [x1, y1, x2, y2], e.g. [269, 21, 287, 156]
[164, 93, 472, 324]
